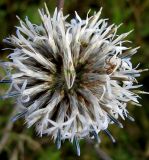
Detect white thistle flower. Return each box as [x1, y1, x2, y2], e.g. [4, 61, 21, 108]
[1, 4, 147, 155]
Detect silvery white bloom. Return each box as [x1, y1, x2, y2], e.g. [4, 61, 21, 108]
[1, 3, 147, 155]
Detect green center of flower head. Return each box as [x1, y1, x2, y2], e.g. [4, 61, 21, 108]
[51, 55, 87, 94]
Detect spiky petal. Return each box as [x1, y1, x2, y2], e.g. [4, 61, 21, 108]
[1, 4, 144, 155]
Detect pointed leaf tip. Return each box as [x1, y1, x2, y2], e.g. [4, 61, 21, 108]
[103, 129, 116, 143]
[73, 136, 80, 156]
[55, 129, 61, 149]
[11, 110, 27, 122]
[90, 126, 100, 143]
[108, 114, 123, 128]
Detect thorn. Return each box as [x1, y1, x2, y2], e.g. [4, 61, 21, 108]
[103, 129, 116, 143]
[0, 92, 20, 99]
[73, 136, 80, 156]
[90, 126, 100, 143]
[0, 80, 12, 83]
[123, 112, 135, 122]
[55, 129, 61, 149]
[11, 110, 27, 122]
[108, 114, 123, 128]
[127, 115, 135, 122]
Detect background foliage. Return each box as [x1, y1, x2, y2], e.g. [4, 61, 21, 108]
[0, 0, 149, 160]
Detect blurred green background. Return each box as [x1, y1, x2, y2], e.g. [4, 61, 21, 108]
[0, 0, 149, 160]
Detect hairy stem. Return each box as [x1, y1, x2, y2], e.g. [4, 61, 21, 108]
[57, 0, 64, 11]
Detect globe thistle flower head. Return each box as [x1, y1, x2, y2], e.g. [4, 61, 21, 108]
[1, 4, 147, 155]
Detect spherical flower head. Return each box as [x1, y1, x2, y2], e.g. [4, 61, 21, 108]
[1, 3, 146, 155]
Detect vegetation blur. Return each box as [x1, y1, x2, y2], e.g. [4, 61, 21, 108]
[0, 0, 149, 160]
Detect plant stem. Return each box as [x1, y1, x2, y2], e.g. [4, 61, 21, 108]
[0, 109, 16, 153]
[57, 0, 64, 11]
[86, 138, 112, 160]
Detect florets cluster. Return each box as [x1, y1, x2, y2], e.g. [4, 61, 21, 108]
[1, 4, 145, 155]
